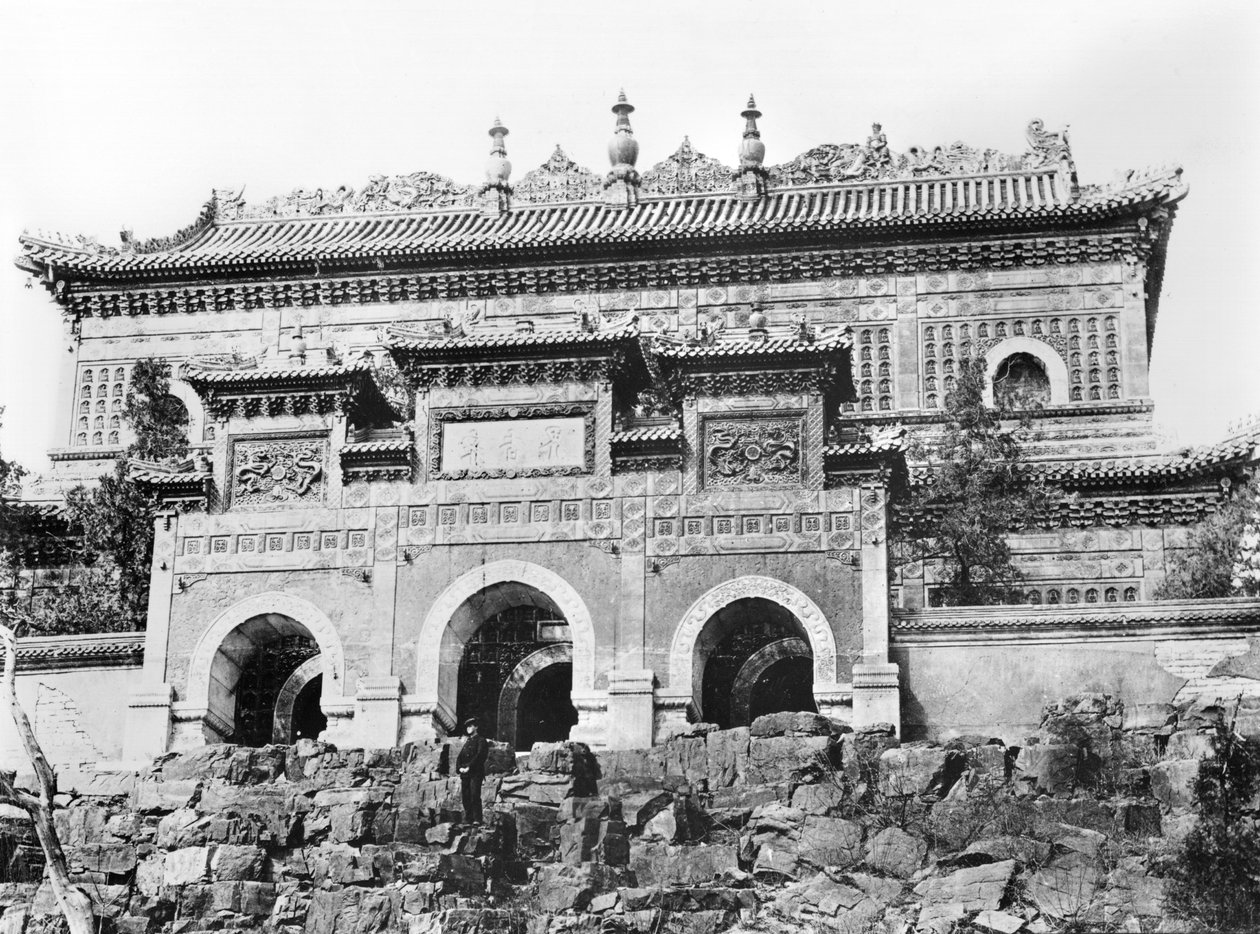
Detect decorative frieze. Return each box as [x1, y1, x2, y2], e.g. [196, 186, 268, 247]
[702, 417, 802, 489]
[231, 438, 326, 508]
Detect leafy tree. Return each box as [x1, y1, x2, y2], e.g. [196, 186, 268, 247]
[1166, 702, 1260, 930]
[59, 358, 189, 631]
[0, 406, 25, 502]
[893, 355, 1051, 606]
[1158, 475, 1259, 600]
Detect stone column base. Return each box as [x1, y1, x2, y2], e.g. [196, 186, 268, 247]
[569, 692, 609, 748]
[351, 677, 402, 749]
[652, 690, 692, 743]
[122, 683, 174, 763]
[852, 662, 901, 735]
[605, 670, 655, 749]
[397, 698, 455, 746]
[813, 684, 855, 728]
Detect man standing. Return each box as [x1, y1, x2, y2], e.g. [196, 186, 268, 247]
[456, 718, 489, 824]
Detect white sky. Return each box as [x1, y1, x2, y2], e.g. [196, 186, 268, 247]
[1, 1, 1258, 474]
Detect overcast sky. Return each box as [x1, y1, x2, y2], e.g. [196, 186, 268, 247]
[1, 1, 1257, 474]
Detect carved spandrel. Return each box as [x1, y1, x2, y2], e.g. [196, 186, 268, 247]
[703, 418, 803, 489]
[231, 439, 327, 507]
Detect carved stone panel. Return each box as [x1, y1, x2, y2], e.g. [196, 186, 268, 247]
[702, 417, 803, 490]
[429, 404, 596, 480]
[230, 437, 327, 508]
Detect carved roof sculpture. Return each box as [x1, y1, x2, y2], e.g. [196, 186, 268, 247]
[15, 103, 1185, 286]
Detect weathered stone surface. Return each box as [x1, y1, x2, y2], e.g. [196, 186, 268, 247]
[973, 908, 1026, 933]
[156, 808, 208, 849]
[53, 806, 107, 846]
[1118, 801, 1162, 835]
[163, 846, 210, 885]
[747, 735, 835, 784]
[706, 727, 749, 788]
[959, 835, 1052, 866]
[799, 816, 863, 869]
[1014, 744, 1079, 794]
[535, 863, 624, 912]
[1103, 857, 1165, 919]
[159, 744, 287, 785]
[1165, 730, 1214, 760]
[210, 843, 265, 881]
[1123, 704, 1176, 732]
[789, 781, 846, 816]
[878, 746, 948, 796]
[1149, 759, 1199, 809]
[750, 712, 834, 737]
[865, 827, 927, 877]
[71, 843, 137, 875]
[917, 859, 1016, 924]
[630, 843, 738, 886]
[663, 735, 709, 784]
[133, 779, 198, 813]
[1027, 851, 1102, 920]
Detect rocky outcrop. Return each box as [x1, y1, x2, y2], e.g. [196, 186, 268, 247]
[0, 695, 1216, 933]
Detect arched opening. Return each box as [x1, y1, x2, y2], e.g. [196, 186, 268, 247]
[272, 657, 327, 744]
[452, 583, 574, 746]
[517, 663, 577, 750]
[208, 613, 323, 747]
[291, 677, 327, 741]
[697, 599, 817, 729]
[993, 352, 1051, 408]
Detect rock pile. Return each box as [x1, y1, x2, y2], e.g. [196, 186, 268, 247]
[0, 697, 1229, 932]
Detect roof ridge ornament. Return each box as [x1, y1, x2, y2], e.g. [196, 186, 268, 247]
[735, 93, 770, 201]
[479, 117, 513, 215]
[604, 89, 641, 208]
[641, 136, 733, 196]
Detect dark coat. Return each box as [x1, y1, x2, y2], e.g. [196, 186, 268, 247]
[456, 733, 489, 775]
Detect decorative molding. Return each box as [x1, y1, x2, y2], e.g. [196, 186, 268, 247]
[641, 139, 734, 195]
[12, 632, 145, 672]
[826, 550, 861, 566]
[340, 567, 371, 584]
[214, 171, 476, 220]
[512, 147, 601, 204]
[175, 573, 208, 593]
[399, 545, 433, 562]
[892, 597, 1260, 641]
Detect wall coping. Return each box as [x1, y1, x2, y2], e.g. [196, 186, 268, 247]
[892, 597, 1260, 642]
[13, 631, 145, 672]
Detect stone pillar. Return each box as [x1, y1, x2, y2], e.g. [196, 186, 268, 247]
[369, 506, 399, 678]
[352, 676, 402, 749]
[854, 483, 901, 733]
[121, 511, 180, 761]
[122, 684, 174, 763]
[605, 670, 654, 749]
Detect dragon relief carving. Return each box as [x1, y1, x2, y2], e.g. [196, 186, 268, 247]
[232, 439, 326, 506]
[704, 418, 802, 488]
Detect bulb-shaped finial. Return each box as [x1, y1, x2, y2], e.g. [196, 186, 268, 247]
[739, 94, 766, 170]
[485, 117, 512, 186]
[609, 89, 639, 169]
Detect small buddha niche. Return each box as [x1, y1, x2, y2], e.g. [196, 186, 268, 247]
[993, 352, 1051, 407]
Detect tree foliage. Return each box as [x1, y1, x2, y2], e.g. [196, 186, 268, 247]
[1158, 475, 1260, 600]
[1166, 703, 1260, 930]
[893, 355, 1051, 606]
[0, 406, 25, 503]
[56, 358, 188, 632]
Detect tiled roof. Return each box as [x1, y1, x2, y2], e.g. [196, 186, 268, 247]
[647, 331, 850, 360]
[182, 359, 373, 383]
[339, 437, 413, 454]
[1035, 422, 1260, 485]
[611, 423, 682, 444]
[17, 166, 1186, 278]
[386, 320, 639, 352]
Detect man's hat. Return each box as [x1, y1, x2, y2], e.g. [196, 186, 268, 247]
[463, 718, 479, 728]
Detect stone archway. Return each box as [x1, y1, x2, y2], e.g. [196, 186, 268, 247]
[729, 637, 812, 726]
[185, 592, 346, 743]
[272, 656, 324, 744]
[982, 337, 1069, 406]
[414, 560, 597, 739]
[668, 576, 838, 723]
[498, 644, 575, 751]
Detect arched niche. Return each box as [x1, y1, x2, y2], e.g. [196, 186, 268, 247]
[185, 591, 346, 741]
[497, 644, 575, 751]
[729, 637, 813, 726]
[668, 576, 838, 721]
[414, 560, 596, 736]
[166, 378, 207, 444]
[272, 656, 324, 744]
[982, 337, 1069, 406]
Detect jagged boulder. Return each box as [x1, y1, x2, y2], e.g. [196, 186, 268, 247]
[865, 827, 927, 877]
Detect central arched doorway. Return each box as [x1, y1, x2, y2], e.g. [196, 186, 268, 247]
[696, 598, 817, 729]
[453, 584, 576, 749]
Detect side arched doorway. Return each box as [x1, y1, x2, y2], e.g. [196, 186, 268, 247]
[498, 644, 578, 751]
[185, 592, 346, 749]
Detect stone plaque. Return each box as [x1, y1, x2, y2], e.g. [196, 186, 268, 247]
[231, 437, 326, 507]
[702, 417, 803, 489]
[430, 404, 595, 479]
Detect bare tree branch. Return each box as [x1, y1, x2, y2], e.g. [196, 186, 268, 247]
[0, 623, 95, 934]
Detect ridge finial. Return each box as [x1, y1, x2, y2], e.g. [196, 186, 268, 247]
[480, 116, 513, 214]
[605, 89, 641, 207]
[736, 93, 769, 200]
